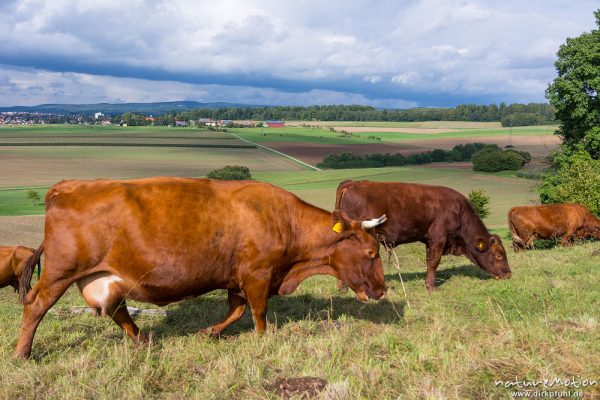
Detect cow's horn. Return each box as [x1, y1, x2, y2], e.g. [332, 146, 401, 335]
[362, 214, 387, 229]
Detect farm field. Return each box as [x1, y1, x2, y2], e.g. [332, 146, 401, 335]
[0, 125, 306, 188]
[286, 121, 505, 129]
[0, 123, 598, 399]
[229, 125, 560, 165]
[0, 166, 537, 227]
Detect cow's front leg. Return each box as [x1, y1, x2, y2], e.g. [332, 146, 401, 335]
[204, 290, 247, 336]
[244, 277, 271, 333]
[425, 241, 444, 293]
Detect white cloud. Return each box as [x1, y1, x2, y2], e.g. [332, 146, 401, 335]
[0, 0, 597, 106]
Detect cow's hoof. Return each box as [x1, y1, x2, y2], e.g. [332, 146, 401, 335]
[200, 327, 221, 338]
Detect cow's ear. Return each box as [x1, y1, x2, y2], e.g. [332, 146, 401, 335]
[474, 237, 489, 252]
[331, 210, 347, 233]
[490, 235, 500, 245]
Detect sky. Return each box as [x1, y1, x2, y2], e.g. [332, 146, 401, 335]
[0, 0, 597, 108]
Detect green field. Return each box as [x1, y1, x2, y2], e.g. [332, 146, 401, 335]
[0, 123, 598, 399]
[1, 167, 538, 229]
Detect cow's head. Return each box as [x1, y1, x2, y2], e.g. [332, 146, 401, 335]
[329, 210, 388, 301]
[468, 234, 511, 279]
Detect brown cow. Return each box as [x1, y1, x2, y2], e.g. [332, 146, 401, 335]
[508, 203, 600, 251]
[15, 177, 388, 359]
[336, 180, 511, 292]
[0, 246, 40, 292]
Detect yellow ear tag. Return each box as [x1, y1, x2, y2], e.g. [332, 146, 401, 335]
[332, 222, 342, 233]
[477, 242, 485, 250]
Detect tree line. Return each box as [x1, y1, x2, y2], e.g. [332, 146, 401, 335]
[114, 103, 555, 127]
[317, 143, 497, 169]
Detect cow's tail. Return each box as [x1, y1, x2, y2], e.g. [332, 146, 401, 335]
[19, 241, 44, 304]
[507, 209, 523, 246]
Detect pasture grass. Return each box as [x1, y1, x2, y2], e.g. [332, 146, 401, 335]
[0, 240, 598, 399]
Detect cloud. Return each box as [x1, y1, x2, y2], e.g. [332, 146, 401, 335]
[0, 0, 598, 107]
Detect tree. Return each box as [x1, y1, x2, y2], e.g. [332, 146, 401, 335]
[26, 190, 41, 206]
[545, 9, 600, 155]
[468, 189, 491, 219]
[539, 150, 600, 216]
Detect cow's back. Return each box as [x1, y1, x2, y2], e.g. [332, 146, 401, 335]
[336, 180, 469, 245]
[42, 177, 303, 301]
[508, 204, 588, 239]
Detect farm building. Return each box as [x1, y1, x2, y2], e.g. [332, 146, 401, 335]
[219, 120, 234, 127]
[175, 120, 188, 127]
[265, 120, 285, 128]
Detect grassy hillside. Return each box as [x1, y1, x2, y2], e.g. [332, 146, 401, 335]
[0, 239, 598, 399]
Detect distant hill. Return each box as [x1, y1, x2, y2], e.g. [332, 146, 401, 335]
[0, 101, 264, 115]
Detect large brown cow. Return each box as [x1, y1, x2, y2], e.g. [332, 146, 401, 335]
[15, 177, 388, 359]
[335, 180, 511, 292]
[508, 203, 600, 251]
[0, 246, 40, 292]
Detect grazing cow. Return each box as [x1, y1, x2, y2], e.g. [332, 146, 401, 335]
[335, 180, 511, 292]
[0, 246, 40, 292]
[15, 177, 388, 359]
[508, 203, 600, 251]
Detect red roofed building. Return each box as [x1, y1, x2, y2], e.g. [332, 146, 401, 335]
[265, 120, 285, 128]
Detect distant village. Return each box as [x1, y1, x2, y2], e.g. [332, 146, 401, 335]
[0, 111, 285, 128]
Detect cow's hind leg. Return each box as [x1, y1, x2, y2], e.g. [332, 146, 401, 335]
[204, 290, 247, 336]
[109, 302, 148, 344]
[77, 272, 147, 344]
[15, 277, 72, 359]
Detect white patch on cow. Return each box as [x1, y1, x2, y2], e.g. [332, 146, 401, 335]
[77, 273, 123, 315]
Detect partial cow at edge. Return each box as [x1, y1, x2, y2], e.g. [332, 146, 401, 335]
[335, 180, 511, 292]
[15, 177, 388, 359]
[508, 203, 600, 251]
[0, 246, 40, 293]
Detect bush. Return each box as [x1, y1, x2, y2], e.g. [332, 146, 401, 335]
[207, 165, 252, 180]
[472, 148, 526, 172]
[538, 150, 600, 215]
[468, 189, 491, 219]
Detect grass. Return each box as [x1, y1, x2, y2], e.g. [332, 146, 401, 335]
[0, 239, 598, 399]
